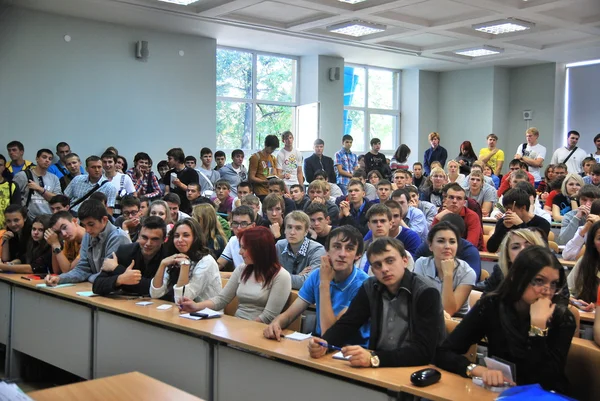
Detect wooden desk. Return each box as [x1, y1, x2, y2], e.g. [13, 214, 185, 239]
[580, 310, 595, 323]
[478, 251, 576, 269]
[28, 371, 204, 401]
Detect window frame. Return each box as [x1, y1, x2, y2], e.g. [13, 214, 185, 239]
[217, 46, 299, 152]
[343, 64, 401, 153]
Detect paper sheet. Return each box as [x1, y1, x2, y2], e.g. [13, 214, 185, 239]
[332, 351, 350, 361]
[157, 304, 173, 310]
[35, 283, 75, 289]
[284, 331, 312, 341]
[76, 291, 98, 297]
[179, 313, 203, 321]
[135, 301, 153, 306]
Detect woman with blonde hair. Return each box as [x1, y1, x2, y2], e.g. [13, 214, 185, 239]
[149, 200, 174, 236]
[477, 228, 545, 294]
[446, 160, 465, 186]
[192, 203, 228, 259]
[552, 173, 584, 222]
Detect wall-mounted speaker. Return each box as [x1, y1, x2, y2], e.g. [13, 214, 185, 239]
[523, 110, 532, 120]
[328, 67, 340, 81]
[135, 41, 149, 61]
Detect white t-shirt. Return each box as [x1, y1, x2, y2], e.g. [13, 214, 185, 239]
[550, 146, 588, 174]
[107, 172, 136, 197]
[220, 235, 244, 267]
[277, 148, 303, 186]
[516, 142, 546, 182]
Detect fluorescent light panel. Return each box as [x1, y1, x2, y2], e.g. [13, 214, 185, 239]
[473, 18, 535, 35]
[566, 59, 600, 68]
[156, 0, 199, 5]
[338, 0, 368, 4]
[327, 20, 386, 37]
[454, 45, 503, 57]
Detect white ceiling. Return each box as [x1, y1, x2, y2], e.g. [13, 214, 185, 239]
[14, 0, 600, 71]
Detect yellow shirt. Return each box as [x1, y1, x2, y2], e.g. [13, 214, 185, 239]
[0, 181, 17, 229]
[478, 148, 505, 173]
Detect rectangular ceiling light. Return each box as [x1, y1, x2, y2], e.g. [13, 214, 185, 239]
[156, 0, 200, 5]
[473, 18, 535, 35]
[327, 20, 386, 37]
[338, 0, 368, 4]
[454, 45, 504, 57]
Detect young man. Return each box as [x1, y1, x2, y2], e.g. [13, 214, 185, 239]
[432, 183, 484, 251]
[584, 164, 600, 187]
[48, 142, 84, 179]
[275, 210, 325, 290]
[392, 169, 409, 190]
[313, 170, 343, 199]
[352, 169, 377, 201]
[264, 226, 369, 345]
[248, 135, 279, 199]
[303, 180, 340, 226]
[496, 159, 535, 197]
[65, 156, 118, 216]
[46, 210, 86, 273]
[218, 149, 247, 197]
[404, 186, 436, 228]
[259, 194, 286, 241]
[412, 162, 425, 189]
[364, 138, 388, 178]
[49, 194, 70, 213]
[45, 200, 131, 286]
[514, 127, 546, 186]
[304, 139, 336, 184]
[59, 153, 83, 191]
[308, 237, 445, 368]
[114, 195, 142, 242]
[306, 202, 333, 246]
[338, 179, 374, 236]
[212, 179, 234, 217]
[486, 188, 551, 252]
[268, 178, 296, 216]
[423, 132, 447, 176]
[13, 148, 62, 219]
[550, 130, 587, 175]
[557, 184, 600, 245]
[163, 147, 199, 214]
[184, 156, 197, 169]
[164, 193, 190, 222]
[198, 147, 220, 186]
[392, 189, 429, 243]
[101, 152, 136, 218]
[277, 131, 304, 188]
[240, 195, 263, 225]
[186, 182, 203, 206]
[464, 170, 497, 217]
[127, 152, 162, 199]
[334, 135, 358, 195]
[93, 216, 168, 296]
[478, 134, 505, 176]
[375, 179, 392, 204]
[5, 140, 33, 177]
[217, 206, 256, 271]
[592, 133, 600, 164]
[359, 205, 393, 273]
[232, 181, 256, 210]
[214, 151, 226, 171]
[290, 184, 309, 210]
[384, 200, 421, 257]
[1, 205, 30, 264]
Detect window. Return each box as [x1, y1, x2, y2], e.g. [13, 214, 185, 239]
[343, 65, 400, 152]
[217, 48, 298, 151]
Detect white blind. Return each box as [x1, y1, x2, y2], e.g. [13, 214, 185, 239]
[566, 63, 600, 151]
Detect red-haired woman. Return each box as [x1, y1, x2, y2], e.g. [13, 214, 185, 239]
[179, 226, 291, 323]
[456, 141, 478, 175]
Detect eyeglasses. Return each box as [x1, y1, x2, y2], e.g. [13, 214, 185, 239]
[530, 277, 562, 294]
[231, 222, 251, 228]
[122, 210, 139, 217]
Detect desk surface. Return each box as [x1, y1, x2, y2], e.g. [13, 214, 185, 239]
[28, 372, 203, 401]
[0, 274, 495, 401]
[479, 251, 576, 268]
[580, 310, 595, 323]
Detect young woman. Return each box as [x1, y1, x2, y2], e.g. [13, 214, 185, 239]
[1, 205, 31, 263]
[414, 221, 476, 316]
[367, 170, 383, 186]
[552, 173, 583, 222]
[477, 228, 545, 294]
[0, 215, 52, 274]
[435, 246, 575, 394]
[446, 160, 466, 186]
[537, 164, 555, 195]
[390, 144, 411, 171]
[149, 200, 174, 236]
[483, 165, 500, 189]
[455, 141, 477, 176]
[115, 155, 128, 174]
[150, 219, 221, 303]
[568, 220, 600, 312]
[464, 170, 496, 217]
[179, 226, 291, 323]
[191, 203, 227, 260]
[420, 167, 447, 208]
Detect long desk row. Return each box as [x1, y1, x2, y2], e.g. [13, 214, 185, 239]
[0, 273, 497, 401]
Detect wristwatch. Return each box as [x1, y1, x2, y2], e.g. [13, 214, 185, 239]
[53, 246, 62, 254]
[466, 363, 478, 378]
[370, 351, 380, 368]
[529, 325, 548, 337]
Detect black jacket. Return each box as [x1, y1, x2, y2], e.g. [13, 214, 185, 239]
[323, 271, 445, 367]
[338, 200, 374, 237]
[92, 242, 168, 296]
[304, 154, 336, 183]
[486, 215, 551, 253]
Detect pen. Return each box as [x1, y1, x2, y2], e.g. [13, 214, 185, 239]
[316, 341, 342, 352]
[179, 285, 186, 310]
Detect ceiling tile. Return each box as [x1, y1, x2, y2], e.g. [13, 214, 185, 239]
[391, 33, 457, 48]
[231, 1, 325, 23]
[387, 0, 493, 23]
[506, 29, 596, 48]
[539, 1, 600, 23]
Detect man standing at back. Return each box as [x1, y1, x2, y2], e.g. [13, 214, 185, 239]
[5, 141, 34, 178]
[304, 139, 336, 184]
[277, 131, 304, 188]
[248, 135, 279, 200]
[515, 127, 546, 187]
[218, 149, 247, 197]
[163, 148, 199, 214]
[478, 134, 504, 177]
[335, 135, 358, 195]
[48, 142, 84, 179]
[13, 148, 62, 219]
[550, 130, 587, 174]
[65, 156, 118, 216]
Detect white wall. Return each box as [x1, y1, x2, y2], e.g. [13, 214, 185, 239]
[0, 8, 216, 166]
[565, 63, 600, 152]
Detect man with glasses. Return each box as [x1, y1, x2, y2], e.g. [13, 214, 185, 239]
[114, 195, 142, 242]
[217, 206, 256, 271]
[432, 183, 484, 250]
[13, 148, 62, 219]
[93, 216, 168, 296]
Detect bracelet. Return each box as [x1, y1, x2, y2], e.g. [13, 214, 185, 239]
[529, 325, 548, 337]
[41, 188, 46, 195]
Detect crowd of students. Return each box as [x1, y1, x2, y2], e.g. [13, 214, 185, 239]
[1, 126, 599, 397]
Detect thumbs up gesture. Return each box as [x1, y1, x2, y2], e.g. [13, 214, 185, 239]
[116, 260, 142, 286]
[101, 252, 119, 272]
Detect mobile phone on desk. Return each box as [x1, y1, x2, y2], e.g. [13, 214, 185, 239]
[190, 312, 209, 318]
[21, 274, 48, 281]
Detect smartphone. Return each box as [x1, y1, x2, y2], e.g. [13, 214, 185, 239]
[190, 312, 209, 318]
